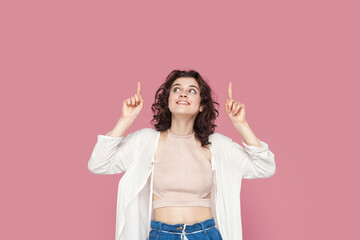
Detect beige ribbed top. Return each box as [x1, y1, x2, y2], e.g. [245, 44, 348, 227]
[152, 129, 213, 209]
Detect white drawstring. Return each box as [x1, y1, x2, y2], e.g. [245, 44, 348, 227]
[180, 224, 188, 240]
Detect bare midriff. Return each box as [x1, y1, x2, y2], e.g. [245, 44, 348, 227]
[153, 193, 213, 225]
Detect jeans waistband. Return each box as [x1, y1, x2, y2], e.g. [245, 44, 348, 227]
[150, 217, 215, 234]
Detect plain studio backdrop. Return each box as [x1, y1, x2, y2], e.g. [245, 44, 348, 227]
[1, 0, 358, 239]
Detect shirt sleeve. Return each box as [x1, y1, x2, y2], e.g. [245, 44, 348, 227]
[87, 129, 142, 175]
[229, 137, 276, 179]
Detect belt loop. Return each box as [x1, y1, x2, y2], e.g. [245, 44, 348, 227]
[159, 222, 163, 234]
[201, 221, 206, 233]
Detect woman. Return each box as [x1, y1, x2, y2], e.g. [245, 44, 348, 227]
[88, 69, 276, 240]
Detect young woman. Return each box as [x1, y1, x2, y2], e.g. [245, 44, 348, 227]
[88, 69, 276, 240]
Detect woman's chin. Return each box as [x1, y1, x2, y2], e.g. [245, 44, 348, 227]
[171, 111, 197, 117]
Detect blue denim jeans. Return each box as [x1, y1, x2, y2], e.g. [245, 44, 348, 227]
[148, 217, 223, 240]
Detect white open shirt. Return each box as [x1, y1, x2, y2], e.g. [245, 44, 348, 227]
[88, 128, 276, 240]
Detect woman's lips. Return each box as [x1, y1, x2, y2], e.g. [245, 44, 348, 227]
[176, 100, 190, 105]
[176, 102, 190, 105]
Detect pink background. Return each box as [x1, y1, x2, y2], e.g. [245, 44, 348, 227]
[1, 0, 359, 239]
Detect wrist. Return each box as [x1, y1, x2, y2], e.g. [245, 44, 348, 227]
[234, 120, 248, 127]
[119, 116, 134, 125]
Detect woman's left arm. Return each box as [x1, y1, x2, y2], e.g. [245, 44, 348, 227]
[225, 82, 276, 179]
[229, 121, 276, 179]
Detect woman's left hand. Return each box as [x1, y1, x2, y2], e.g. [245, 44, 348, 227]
[225, 82, 246, 124]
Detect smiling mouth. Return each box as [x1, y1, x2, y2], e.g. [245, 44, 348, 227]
[176, 102, 190, 105]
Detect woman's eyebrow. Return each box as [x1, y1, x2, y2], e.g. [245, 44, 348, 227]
[171, 83, 199, 91]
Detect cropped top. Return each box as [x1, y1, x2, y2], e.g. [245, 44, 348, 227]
[152, 129, 213, 209]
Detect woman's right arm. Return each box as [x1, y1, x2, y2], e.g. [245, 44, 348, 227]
[88, 82, 144, 175]
[87, 117, 139, 175]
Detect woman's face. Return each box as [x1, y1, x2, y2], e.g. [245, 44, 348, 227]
[168, 77, 203, 117]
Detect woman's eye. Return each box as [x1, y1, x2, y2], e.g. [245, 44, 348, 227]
[172, 87, 197, 94]
[190, 89, 197, 94]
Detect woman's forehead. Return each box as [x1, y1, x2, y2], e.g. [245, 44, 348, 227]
[172, 77, 198, 87]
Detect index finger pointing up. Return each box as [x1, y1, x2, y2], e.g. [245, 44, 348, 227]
[228, 82, 232, 99]
[137, 81, 141, 95]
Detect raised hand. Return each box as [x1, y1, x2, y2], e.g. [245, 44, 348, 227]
[225, 82, 246, 124]
[121, 82, 144, 121]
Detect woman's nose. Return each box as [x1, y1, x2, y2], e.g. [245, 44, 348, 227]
[180, 90, 188, 97]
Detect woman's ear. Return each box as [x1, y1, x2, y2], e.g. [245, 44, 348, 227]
[200, 106, 204, 112]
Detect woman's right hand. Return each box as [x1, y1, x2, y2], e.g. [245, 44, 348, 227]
[121, 82, 144, 122]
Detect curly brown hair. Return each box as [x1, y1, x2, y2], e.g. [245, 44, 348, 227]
[150, 69, 219, 148]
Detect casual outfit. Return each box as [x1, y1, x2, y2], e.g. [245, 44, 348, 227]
[150, 129, 215, 240]
[88, 127, 276, 240]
